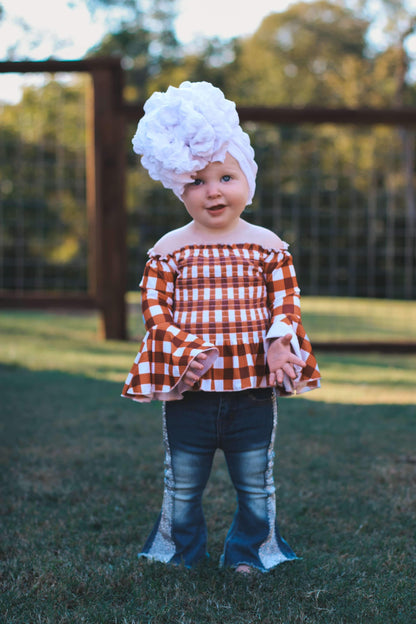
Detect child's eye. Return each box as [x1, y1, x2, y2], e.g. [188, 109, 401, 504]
[222, 175, 231, 182]
[192, 178, 203, 186]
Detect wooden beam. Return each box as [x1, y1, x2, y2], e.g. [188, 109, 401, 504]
[0, 58, 123, 75]
[122, 102, 416, 126]
[87, 63, 127, 340]
[237, 106, 416, 126]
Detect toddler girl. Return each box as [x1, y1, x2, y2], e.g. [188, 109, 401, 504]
[122, 81, 320, 573]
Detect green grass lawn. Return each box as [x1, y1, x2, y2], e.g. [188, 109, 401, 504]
[127, 293, 416, 344]
[300, 296, 416, 343]
[1, 308, 415, 623]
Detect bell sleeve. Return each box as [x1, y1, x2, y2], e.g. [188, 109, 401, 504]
[122, 254, 219, 402]
[263, 245, 321, 395]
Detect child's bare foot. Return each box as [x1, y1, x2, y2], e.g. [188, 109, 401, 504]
[235, 564, 253, 574]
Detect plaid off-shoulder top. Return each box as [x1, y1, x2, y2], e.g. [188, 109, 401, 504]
[122, 242, 320, 402]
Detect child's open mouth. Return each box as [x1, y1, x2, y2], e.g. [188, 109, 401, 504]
[206, 204, 226, 213]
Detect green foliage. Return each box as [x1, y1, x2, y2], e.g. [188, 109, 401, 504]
[224, 2, 370, 106]
[0, 79, 88, 290]
[84, 0, 416, 106]
[149, 37, 238, 94]
[87, 0, 181, 100]
[1, 0, 416, 296]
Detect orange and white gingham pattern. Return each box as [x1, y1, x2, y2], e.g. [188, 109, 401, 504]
[122, 243, 320, 402]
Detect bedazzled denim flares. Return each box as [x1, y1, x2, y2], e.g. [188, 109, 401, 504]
[139, 388, 297, 572]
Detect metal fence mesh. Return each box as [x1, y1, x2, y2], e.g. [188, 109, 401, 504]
[126, 121, 416, 301]
[0, 73, 89, 293]
[1, 70, 415, 345]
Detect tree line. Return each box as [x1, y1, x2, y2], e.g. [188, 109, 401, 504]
[0, 0, 415, 297]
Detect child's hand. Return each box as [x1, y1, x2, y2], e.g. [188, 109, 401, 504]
[267, 333, 306, 386]
[183, 353, 208, 387]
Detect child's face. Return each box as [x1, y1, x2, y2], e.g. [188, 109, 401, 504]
[181, 153, 250, 234]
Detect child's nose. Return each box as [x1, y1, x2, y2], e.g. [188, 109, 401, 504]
[206, 182, 221, 197]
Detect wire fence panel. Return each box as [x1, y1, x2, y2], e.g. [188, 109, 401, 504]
[0, 73, 89, 293]
[125, 119, 416, 346]
[251, 123, 415, 300]
[126, 121, 416, 302]
[1, 63, 415, 346]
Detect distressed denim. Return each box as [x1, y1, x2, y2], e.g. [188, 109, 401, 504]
[139, 388, 297, 572]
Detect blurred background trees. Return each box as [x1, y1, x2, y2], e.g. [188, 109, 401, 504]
[1, 0, 415, 103]
[0, 0, 415, 296]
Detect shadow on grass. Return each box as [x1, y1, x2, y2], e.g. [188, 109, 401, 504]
[1, 364, 415, 624]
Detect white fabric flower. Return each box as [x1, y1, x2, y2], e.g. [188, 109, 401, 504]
[132, 81, 257, 204]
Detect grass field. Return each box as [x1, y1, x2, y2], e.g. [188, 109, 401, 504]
[126, 293, 416, 345]
[1, 304, 415, 623]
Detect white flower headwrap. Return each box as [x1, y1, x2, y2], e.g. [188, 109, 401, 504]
[132, 81, 257, 204]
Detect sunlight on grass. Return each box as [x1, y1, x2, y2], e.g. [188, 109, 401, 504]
[303, 352, 416, 405]
[301, 296, 416, 342]
[127, 293, 416, 343]
[1, 305, 415, 405]
[0, 311, 133, 383]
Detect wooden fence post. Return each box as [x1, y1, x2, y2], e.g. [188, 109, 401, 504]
[87, 60, 127, 340]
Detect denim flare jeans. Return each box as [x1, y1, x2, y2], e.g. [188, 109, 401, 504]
[139, 388, 297, 572]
